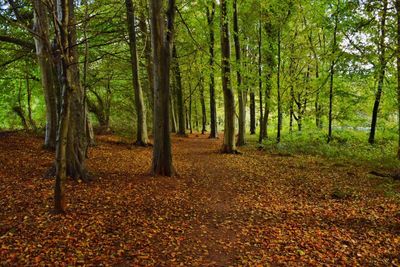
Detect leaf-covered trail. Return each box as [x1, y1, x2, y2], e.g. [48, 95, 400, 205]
[0, 132, 399, 266]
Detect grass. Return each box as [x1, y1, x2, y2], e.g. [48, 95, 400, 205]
[247, 124, 400, 171]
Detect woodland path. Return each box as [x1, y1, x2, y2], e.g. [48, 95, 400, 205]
[0, 132, 399, 266]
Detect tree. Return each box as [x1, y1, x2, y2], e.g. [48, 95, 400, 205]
[233, 0, 246, 146]
[396, 0, 400, 159]
[368, 0, 388, 144]
[172, 45, 186, 136]
[150, 0, 175, 176]
[33, 0, 59, 149]
[125, 0, 149, 146]
[207, 0, 218, 139]
[54, 0, 89, 213]
[220, 0, 237, 153]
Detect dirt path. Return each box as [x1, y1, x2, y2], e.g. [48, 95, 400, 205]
[0, 132, 399, 266]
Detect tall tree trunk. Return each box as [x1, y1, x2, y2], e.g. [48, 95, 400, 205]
[207, 1, 218, 139]
[276, 30, 282, 143]
[261, 72, 271, 140]
[220, 0, 237, 153]
[189, 85, 193, 134]
[33, 0, 58, 149]
[233, 0, 246, 146]
[54, 0, 73, 214]
[172, 45, 186, 136]
[65, 0, 88, 180]
[200, 79, 207, 134]
[125, 0, 149, 146]
[328, 0, 340, 143]
[26, 75, 36, 130]
[170, 94, 177, 133]
[82, 0, 95, 147]
[258, 18, 264, 144]
[150, 0, 175, 176]
[250, 92, 256, 134]
[369, 0, 388, 144]
[396, 0, 400, 159]
[138, 10, 154, 119]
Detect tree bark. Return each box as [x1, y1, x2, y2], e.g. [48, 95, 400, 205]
[33, 0, 58, 149]
[396, 0, 400, 159]
[172, 45, 186, 136]
[328, 0, 340, 143]
[125, 0, 149, 146]
[258, 19, 264, 144]
[369, 0, 388, 145]
[138, 10, 154, 118]
[199, 78, 207, 134]
[233, 0, 246, 146]
[150, 0, 175, 176]
[207, 1, 218, 139]
[250, 92, 256, 134]
[277, 30, 282, 143]
[220, 0, 237, 153]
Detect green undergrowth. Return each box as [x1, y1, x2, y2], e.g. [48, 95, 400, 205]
[249, 127, 400, 171]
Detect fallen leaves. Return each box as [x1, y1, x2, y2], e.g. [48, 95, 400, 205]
[0, 132, 399, 266]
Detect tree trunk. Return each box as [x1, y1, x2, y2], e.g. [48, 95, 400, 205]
[150, 0, 175, 176]
[207, 2, 218, 139]
[220, 0, 237, 153]
[138, 10, 154, 119]
[277, 30, 282, 143]
[233, 0, 246, 146]
[369, 0, 388, 145]
[200, 78, 207, 134]
[33, 0, 58, 149]
[396, 0, 400, 159]
[189, 85, 193, 134]
[328, 0, 340, 143]
[172, 45, 186, 136]
[250, 92, 256, 134]
[261, 72, 271, 140]
[170, 94, 177, 133]
[126, 0, 149, 146]
[26, 75, 36, 130]
[258, 19, 264, 144]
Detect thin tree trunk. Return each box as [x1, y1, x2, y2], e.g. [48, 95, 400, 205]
[26, 75, 36, 130]
[220, 0, 237, 153]
[126, 0, 149, 146]
[172, 45, 186, 136]
[261, 72, 271, 140]
[200, 79, 207, 134]
[396, 0, 400, 159]
[207, 2, 218, 139]
[33, 0, 58, 149]
[170, 94, 177, 133]
[138, 10, 154, 117]
[328, 0, 340, 143]
[54, 0, 72, 214]
[82, 0, 95, 147]
[189, 85, 193, 134]
[277, 29, 282, 143]
[258, 19, 264, 143]
[250, 92, 256, 134]
[369, 0, 388, 145]
[150, 0, 175, 176]
[233, 0, 246, 146]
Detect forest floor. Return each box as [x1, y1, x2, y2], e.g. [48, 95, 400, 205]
[0, 132, 399, 266]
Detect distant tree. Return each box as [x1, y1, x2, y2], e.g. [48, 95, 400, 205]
[207, 0, 218, 139]
[368, 0, 388, 144]
[125, 0, 149, 146]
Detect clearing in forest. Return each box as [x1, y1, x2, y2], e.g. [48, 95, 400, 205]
[0, 132, 399, 266]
